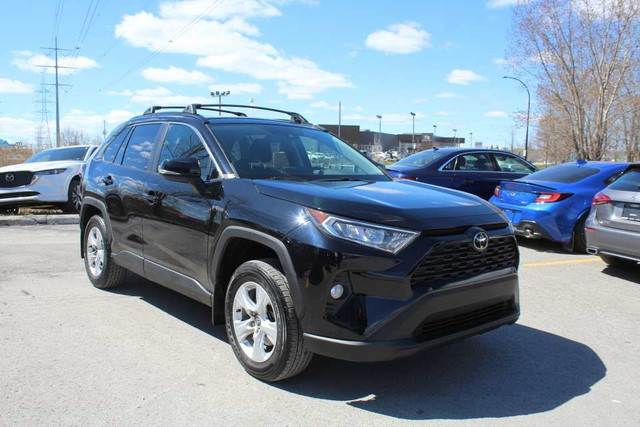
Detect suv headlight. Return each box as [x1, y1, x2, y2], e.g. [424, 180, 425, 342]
[31, 168, 67, 184]
[34, 168, 67, 176]
[306, 208, 419, 254]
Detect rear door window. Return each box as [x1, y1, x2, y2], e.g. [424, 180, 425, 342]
[526, 164, 599, 183]
[608, 170, 640, 191]
[102, 127, 131, 163]
[492, 153, 535, 173]
[121, 124, 161, 170]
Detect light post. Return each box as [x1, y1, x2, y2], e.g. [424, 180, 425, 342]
[376, 115, 382, 150]
[453, 128, 457, 146]
[210, 90, 230, 116]
[410, 112, 416, 151]
[502, 76, 530, 160]
[469, 132, 473, 147]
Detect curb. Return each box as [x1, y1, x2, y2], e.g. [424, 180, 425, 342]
[0, 214, 79, 227]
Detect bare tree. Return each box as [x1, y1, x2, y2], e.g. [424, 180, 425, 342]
[509, 0, 640, 160]
[60, 127, 92, 146]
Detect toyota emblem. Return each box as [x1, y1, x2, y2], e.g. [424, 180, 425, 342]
[472, 231, 489, 252]
[5, 173, 14, 183]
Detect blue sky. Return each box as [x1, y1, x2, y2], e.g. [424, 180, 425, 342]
[0, 0, 528, 147]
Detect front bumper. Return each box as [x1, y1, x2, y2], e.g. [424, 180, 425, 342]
[0, 174, 70, 206]
[303, 271, 519, 362]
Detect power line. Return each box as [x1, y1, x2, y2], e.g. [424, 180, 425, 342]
[98, 0, 157, 60]
[98, 0, 225, 92]
[50, 0, 65, 47]
[60, 0, 102, 89]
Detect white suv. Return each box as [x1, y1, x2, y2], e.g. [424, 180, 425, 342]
[0, 145, 97, 214]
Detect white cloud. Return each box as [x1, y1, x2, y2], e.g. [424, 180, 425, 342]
[115, 3, 352, 99]
[484, 110, 509, 118]
[365, 22, 431, 54]
[129, 86, 211, 105]
[434, 92, 460, 99]
[352, 106, 364, 112]
[62, 109, 137, 132]
[0, 77, 33, 94]
[209, 82, 263, 94]
[487, 0, 528, 8]
[446, 69, 485, 85]
[436, 110, 456, 116]
[142, 66, 213, 84]
[412, 98, 428, 104]
[12, 51, 99, 75]
[106, 89, 133, 96]
[0, 117, 37, 142]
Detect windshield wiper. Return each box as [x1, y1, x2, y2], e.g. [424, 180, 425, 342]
[313, 177, 372, 182]
[263, 175, 307, 182]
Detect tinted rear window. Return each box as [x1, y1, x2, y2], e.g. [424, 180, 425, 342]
[26, 146, 90, 163]
[609, 169, 640, 191]
[525, 164, 600, 183]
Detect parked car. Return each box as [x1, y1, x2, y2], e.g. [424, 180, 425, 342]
[586, 164, 640, 266]
[80, 104, 520, 381]
[385, 148, 537, 200]
[0, 145, 98, 214]
[490, 160, 629, 252]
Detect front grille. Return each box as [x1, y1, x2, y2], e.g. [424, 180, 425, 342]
[411, 236, 518, 287]
[0, 191, 39, 200]
[414, 299, 515, 341]
[0, 171, 33, 188]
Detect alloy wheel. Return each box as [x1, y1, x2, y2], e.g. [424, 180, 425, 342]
[86, 226, 105, 277]
[232, 281, 278, 363]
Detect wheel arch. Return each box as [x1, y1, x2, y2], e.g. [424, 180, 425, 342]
[210, 226, 304, 325]
[80, 196, 112, 258]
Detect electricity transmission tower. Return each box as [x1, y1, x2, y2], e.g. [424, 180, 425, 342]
[38, 37, 74, 147]
[34, 77, 53, 150]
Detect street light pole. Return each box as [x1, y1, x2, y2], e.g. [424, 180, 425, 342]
[470, 132, 473, 148]
[502, 76, 530, 160]
[376, 115, 382, 150]
[410, 112, 416, 151]
[432, 124, 437, 147]
[210, 90, 231, 116]
[453, 128, 457, 147]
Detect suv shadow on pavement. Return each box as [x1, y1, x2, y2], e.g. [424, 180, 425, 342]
[601, 266, 640, 285]
[111, 273, 605, 421]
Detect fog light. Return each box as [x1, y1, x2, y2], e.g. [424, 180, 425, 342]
[330, 284, 344, 299]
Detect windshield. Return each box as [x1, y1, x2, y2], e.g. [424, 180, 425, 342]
[209, 124, 389, 181]
[394, 149, 448, 167]
[525, 163, 600, 184]
[26, 146, 90, 163]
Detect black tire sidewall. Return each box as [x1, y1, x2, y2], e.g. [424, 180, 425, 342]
[224, 263, 289, 378]
[66, 178, 81, 213]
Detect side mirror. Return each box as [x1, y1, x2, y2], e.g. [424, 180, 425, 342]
[159, 157, 201, 183]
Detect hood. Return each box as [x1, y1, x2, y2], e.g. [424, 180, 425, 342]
[254, 179, 505, 230]
[0, 160, 83, 173]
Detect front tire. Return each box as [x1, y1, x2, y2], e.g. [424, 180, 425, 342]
[63, 178, 82, 214]
[600, 254, 637, 268]
[572, 216, 588, 253]
[83, 215, 127, 289]
[225, 260, 312, 382]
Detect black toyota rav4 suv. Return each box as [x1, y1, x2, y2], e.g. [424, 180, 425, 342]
[80, 104, 520, 381]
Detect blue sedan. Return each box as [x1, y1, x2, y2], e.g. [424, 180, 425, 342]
[386, 148, 536, 200]
[490, 160, 629, 252]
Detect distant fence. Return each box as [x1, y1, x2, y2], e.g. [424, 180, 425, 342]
[0, 147, 34, 167]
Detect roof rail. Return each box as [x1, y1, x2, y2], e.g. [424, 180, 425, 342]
[184, 104, 309, 124]
[143, 106, 186, 115]
[190, 107, 247, 117]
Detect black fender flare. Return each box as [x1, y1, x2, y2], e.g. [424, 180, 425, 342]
[79, 196, 113, 257]
[210, 226, 305, 321]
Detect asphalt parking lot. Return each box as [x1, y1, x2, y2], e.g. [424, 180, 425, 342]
[1, 224, 639, 425]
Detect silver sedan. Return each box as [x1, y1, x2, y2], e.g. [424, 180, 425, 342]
[586, 164, 640, 266]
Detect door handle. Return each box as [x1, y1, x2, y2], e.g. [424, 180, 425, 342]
[102, 175, 114, 186]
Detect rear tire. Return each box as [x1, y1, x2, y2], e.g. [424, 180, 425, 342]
[225, 259, 312, 382]
[0, 205, 19, 215]
[572, 215, 588, 253]
[83, 215, 127, 289]
[600, 254, 637, 268]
